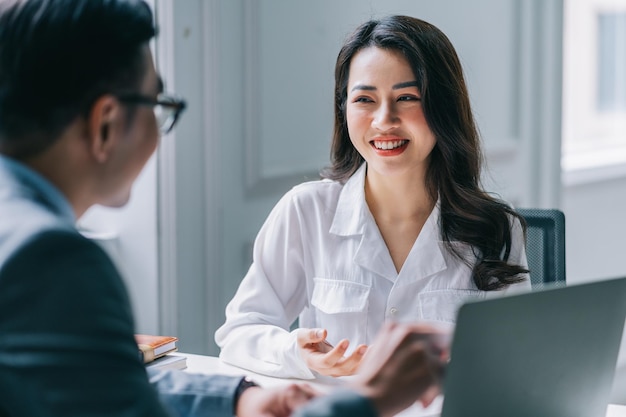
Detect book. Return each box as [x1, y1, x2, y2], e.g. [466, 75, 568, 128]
[135, 334, 178, 363]
[146, 354, 187, 371]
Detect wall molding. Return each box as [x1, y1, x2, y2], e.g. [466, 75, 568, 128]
[155, 0, 178, 337]
[202, 0, 224, 355]
[242, 0, 319, 197]
[517, 0, 564, 208]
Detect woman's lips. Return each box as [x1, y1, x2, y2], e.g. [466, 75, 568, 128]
[370, 138, 409, 155]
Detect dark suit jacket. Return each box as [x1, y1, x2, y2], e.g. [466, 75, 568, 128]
[0, 156, 242, 416]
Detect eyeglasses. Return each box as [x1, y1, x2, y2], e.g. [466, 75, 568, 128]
[117, 93, 187, 134]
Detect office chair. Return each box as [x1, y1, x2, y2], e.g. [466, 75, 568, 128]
[515, 208, 566, 288]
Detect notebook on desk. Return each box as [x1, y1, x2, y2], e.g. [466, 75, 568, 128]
[438, 276, 626, 417]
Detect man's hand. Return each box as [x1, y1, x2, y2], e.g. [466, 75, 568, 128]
[349, 322, 449, 417]
[236, 383, 319, 417]
[297, 328, 368, 377]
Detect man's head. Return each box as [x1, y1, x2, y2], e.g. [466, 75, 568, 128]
[0, 0, 183, 215]
[0, 0, 156, 158]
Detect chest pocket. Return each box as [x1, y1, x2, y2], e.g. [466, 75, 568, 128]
[310, 278, 370, 347]
[418, 289, 485, 323]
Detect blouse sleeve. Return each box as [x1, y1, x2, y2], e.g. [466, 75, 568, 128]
[214, 190, 315, 379]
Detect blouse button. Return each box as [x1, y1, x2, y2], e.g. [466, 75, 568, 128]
[389, 307, 398, 315]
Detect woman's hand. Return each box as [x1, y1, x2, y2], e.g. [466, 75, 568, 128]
[297, 328, 368, 377]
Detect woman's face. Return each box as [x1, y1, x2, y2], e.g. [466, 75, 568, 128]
[345, 46, 436, 181]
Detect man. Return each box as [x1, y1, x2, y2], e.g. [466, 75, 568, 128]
[0, 1, 444, 416]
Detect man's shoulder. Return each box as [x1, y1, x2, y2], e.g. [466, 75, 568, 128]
[0, 203, 130, 336]
[0, 223, 114, 298]
[0, 195, 78, 264]
[0, 193, 113, 291]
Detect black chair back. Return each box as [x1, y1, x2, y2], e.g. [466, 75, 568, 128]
[516, 208, 566, 287]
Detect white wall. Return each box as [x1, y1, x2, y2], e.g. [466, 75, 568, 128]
[563, 177, 626, 285]
[78, 157, 159, 335]
[563, 175, 626, 403]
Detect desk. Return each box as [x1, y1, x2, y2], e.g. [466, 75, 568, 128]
[177, 353, 626, 417]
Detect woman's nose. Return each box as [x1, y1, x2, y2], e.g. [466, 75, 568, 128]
[372, 102, 399, 131]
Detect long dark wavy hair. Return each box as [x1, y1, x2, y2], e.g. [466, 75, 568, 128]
[321, 15, 528, 290]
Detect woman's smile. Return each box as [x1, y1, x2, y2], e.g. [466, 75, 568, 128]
[370, 137, 409, 155]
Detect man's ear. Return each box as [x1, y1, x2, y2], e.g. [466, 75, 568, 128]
[86, 95, 121, 163]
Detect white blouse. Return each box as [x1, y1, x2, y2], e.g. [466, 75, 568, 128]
[214, 164, 530, 379]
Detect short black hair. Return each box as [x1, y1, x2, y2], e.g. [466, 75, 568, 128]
[0, 0, 156, 159]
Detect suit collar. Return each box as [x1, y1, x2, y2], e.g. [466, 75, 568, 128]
[0, 155, 75, 225]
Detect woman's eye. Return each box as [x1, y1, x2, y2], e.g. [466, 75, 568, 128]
[353, 96, 374, 103]
[398, 95, 421, 102]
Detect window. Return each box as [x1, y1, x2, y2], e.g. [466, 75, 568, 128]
[562, 0, 626, 180]
[598, 12, 626, 111]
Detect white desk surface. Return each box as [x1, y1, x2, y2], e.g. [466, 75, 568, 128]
[177, 352, 626, 417]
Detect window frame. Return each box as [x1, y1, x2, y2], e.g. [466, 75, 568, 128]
[562, 0, 626, 184]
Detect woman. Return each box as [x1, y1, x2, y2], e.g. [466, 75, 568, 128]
[215, 15, 530, 379]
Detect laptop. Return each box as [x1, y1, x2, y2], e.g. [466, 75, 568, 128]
[439, 276, 626, 417]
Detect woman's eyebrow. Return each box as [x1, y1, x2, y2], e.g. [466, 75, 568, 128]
[350, 80, 418, 92]
[351, 84, 376, 92]
[392, 81, 418, 90]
